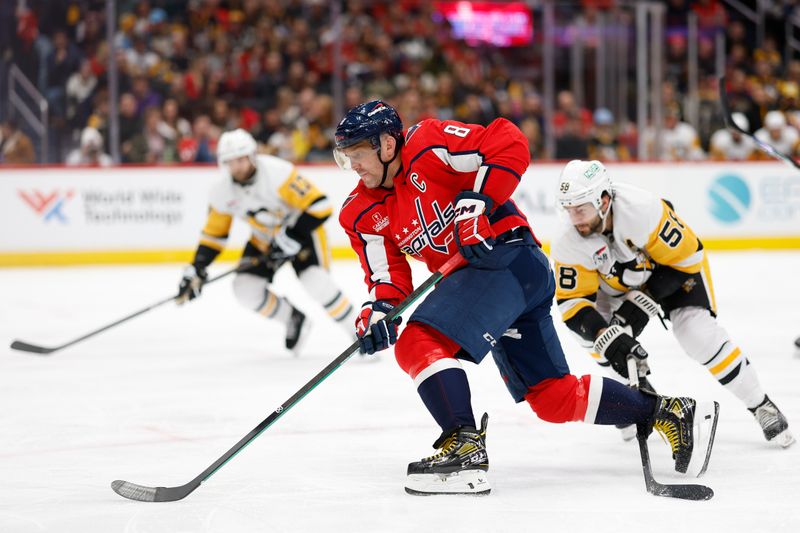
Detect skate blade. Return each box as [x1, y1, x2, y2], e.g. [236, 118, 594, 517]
[771, 429, 796, 448]
[405, 470, 491, 496]
[687, 401, 720, 478]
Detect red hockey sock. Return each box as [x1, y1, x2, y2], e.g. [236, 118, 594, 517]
[395, 322, 461, 379]
[524, 375, 593, 423]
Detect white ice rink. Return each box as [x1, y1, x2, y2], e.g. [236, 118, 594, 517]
[2, 252, 799, 532]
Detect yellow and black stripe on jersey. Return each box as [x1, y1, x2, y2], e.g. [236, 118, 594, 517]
[199, 207, 233, 252]
[277, 171, 333, 219]
[643, 200, 703, 274]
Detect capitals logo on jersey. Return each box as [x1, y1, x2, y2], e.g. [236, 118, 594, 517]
[397, 197, 456, 256]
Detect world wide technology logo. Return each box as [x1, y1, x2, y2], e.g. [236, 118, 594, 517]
[18, 189, 75, 223]
[707, 174, 751, 224]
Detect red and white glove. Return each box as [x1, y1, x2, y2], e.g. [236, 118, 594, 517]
[355, 300, 402, 355]
[453, 191, 496, 264]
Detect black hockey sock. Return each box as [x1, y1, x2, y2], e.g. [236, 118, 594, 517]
[593, 377, 657, 425]
[416, 367, 476, 433]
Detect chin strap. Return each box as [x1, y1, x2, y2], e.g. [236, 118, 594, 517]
[598, 200, 612, 232]
[376, 145, 400, 187]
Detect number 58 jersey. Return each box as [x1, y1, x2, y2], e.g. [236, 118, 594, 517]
[550, 182, 710, 321]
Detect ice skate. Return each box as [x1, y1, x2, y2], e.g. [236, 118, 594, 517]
[285, 308, 311, 356]
[749, 396, 795, 448]
[648, 396, 719, 477]
[405, 413, 490, 496]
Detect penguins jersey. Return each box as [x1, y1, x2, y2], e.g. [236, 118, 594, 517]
[646, 122, 705, 161]
[551, 182, 710, 326]
[754, 126, 800, 157]
[709, 129, 757, 161]
[199, 154, 332, 256]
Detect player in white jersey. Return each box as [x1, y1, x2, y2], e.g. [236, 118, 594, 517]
[709, 113, 757, 161]
[754, 111, 800, 158]
[550, 160, 794, 447]
[176, 129, 357, 354]
[644, 108, 705, 161]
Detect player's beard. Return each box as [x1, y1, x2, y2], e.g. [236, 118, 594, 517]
[574, 215, 605, 237]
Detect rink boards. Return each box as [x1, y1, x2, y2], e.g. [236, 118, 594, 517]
[1, 161, 799, 266]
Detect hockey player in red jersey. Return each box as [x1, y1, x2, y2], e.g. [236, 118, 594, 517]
[335, 100, 720, 495]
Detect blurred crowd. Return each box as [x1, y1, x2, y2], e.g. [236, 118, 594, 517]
[2, 0, 800, 166]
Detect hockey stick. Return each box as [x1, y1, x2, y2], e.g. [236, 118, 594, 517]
[111, 254, 466, 502]
[626, 358, 714, 501]
[718, 76, 800, 169]
[10, 259, 259, 355]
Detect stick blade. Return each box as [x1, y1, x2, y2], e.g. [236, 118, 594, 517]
[111, 480, 159, 502]
[111, 479, 195, 502]
[650, 482, 714, 501]
[10, 340, 57, 354]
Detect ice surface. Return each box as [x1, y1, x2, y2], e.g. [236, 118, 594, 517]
[1, 252, 799, 532]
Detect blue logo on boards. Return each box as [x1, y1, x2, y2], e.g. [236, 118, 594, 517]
[708, 174, 751, 224]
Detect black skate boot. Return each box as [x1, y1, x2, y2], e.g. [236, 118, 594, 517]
[285, 308, 311, 355]
[749, 395, 795, 448]
[648, 396, 719, 476]
[405, 413, 490, 495]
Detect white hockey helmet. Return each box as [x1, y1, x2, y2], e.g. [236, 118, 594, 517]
[764, 110, 786, 130]
[217, 128, 258, 166]
[556, 159, 612, 211]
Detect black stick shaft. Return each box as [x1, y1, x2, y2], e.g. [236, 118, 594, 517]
[718, 76, 800, 170]
[10, 262, 249, 354]
[113, 254, 466, 501]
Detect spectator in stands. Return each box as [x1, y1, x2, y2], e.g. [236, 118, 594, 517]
[555, 112, 590, 160]
[66, 59, 97, 128]
[177, 114, 218, 163]
[587, 108, 631, 161]
[552, 90, 592, 137]
[127, 106, 174, 163]
[0, 120, 36, 164]
[119, 93, 142, 161]
[45, 30, 83, 120]
[125, 35, 160, 78]
[157, 98, 191, 143]
[131, 76, 162, 116]
[65, 127, 112, 166]
[519, 117, 544, 161]
[709, 112, 757, 160]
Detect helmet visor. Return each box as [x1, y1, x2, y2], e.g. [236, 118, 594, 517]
[562, 202, 599, 225]
[333, 145, 378, 171]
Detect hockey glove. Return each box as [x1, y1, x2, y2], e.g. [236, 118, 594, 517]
[593, 324, 649, 379]
[355, 300, 402, 355]
[274, 226, 302, 259]
[610, 259, 652, 288]
[453, 191, 496, 265]
[609, 290, 662, 338]
[176, 265, 208, 305]
[645, 265, 693, 302]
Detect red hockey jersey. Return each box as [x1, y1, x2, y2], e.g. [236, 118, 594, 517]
[339, 118, 535, 304]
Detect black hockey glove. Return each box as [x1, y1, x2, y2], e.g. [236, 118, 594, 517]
[355, 300, 402, 355]
[609, 290, 661, 338]
[610, 259, 651, 288]
[593, 324, 649, 379]
[273, 226, 302, 259]
[176, 265, 208, 305]
[645, 265, 692, 302]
